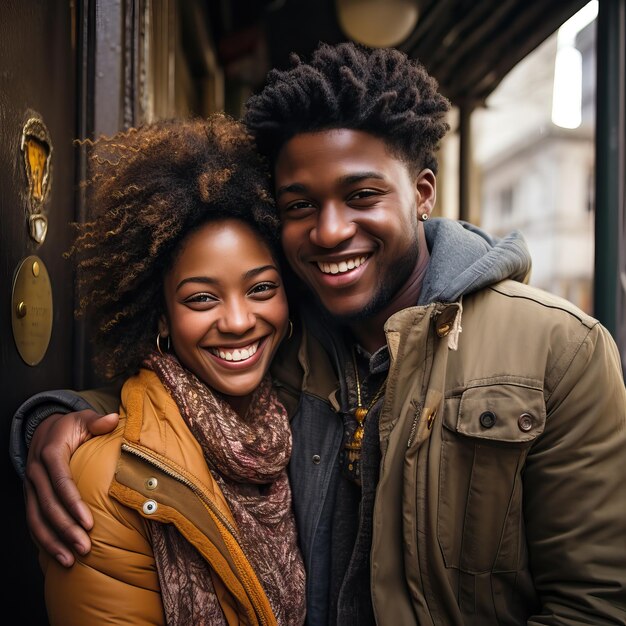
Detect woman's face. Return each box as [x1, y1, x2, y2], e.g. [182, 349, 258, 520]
[161, 219, 289, 412]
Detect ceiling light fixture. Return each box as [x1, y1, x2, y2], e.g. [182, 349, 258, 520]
[335, 0, 419, 48]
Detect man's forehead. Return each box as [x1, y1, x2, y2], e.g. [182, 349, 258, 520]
[274, 129, 398, 170]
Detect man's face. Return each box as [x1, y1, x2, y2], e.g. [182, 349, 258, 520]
[274, 129, 434, 322]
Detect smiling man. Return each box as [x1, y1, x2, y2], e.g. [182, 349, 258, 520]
[273, 128, 433, 351]
[11, 42, 626, 625]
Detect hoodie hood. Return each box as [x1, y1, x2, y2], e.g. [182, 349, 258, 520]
[298, 217, 532, 361]
[419, 218, 532, 305]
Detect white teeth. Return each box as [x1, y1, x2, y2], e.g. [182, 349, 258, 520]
[210, 342, 258, 362]
[317, 256, 367, 275]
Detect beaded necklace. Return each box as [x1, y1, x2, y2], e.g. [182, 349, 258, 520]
[344, 347, 387, 483]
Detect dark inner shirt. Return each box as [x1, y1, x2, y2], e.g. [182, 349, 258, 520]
[328, 344, 389, 626]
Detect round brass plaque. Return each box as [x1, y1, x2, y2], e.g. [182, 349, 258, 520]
[11, 255, 53, 366]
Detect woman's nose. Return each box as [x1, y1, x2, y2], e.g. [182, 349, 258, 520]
[216, 300, 256, 335]
[310, 204, 356, 248]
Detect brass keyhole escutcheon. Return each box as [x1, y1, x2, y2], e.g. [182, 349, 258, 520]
[21, 116, 53, 244]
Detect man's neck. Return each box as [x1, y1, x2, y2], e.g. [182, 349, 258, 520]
[350, 226, 431, 353]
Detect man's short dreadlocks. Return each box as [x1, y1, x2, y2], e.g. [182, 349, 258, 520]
[244, 41, 451, 174]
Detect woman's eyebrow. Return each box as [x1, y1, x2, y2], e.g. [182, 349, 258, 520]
[176, 265, 277, 291]
[243, 265, 279, 280]
[176, 276, 216, 291]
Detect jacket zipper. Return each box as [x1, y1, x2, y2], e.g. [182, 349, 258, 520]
[121, 443, 273, 625]
[407, 407, 422, 449]
[120, 442, 240, 540]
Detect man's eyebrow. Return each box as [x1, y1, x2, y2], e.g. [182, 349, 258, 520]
[276, 172, 386, 198]
[276, 182, 307, 198]
[340, 172, 385, 185]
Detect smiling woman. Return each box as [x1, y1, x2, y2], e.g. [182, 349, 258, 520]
[37, 115, 306, 626]
[69, 115, 283, 384]
[159, 219, 288, 416]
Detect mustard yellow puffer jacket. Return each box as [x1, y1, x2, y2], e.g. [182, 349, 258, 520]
[40, 368, 277, 626]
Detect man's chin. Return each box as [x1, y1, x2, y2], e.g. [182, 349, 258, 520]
[322, 299, 387, 325]
[304, 285, 389, 325]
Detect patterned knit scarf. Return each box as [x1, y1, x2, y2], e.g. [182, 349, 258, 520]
[144, 352, 306, 626]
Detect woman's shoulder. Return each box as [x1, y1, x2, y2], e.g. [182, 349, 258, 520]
[71, 417, 153, 546]
[71, 418, 125, 499]
[121, 368, 178, 420]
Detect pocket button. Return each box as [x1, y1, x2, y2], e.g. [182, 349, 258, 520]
[479, 410, 497, 428]
[518, 413, 533, 432]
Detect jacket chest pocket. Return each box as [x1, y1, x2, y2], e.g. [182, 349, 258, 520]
[437, 382, 546, 574]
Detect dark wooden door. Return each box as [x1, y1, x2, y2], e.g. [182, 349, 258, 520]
[0, 2, 78, 624]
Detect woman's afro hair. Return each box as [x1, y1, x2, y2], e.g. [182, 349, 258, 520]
[69, 114, 279, 381]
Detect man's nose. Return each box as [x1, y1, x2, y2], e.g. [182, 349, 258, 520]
[216, 299, 256, 335]
[310, 204, 357, 249]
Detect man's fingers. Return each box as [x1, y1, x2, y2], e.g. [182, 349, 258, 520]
[24, 461, 93, 545]
[23, 408, 112, 561]
[86, 412, 119, 436]
[35, 422, 95, 531]
[23, 478, 90, 568]
[39, 455, 94, 531]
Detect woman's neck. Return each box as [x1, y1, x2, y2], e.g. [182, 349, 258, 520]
[218, 392, 251, 418]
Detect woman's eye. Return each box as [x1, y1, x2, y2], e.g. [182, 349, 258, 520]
[183, 293, 216, 305]
[249, 282, 278, 297]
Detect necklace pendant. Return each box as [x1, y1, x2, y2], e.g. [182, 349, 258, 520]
[354, 406, 368, 421]
[345, 423, 364, 452]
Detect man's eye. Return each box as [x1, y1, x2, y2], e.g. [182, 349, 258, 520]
[350, 189, 379, 200]
[283, 200, 315, 214]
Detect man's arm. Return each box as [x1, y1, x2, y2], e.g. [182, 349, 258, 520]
[9, 386, 121, 567]
[525, 324, 626, 624]
[10, 390, 94, 478]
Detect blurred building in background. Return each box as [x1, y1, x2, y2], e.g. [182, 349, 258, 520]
[475, 3, 598, 313]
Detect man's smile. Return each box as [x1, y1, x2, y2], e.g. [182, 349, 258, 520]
[316, 255, 369, 275]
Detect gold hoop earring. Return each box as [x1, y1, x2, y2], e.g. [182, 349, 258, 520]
[156, 333, 170, 355]
[287, 319, 293, 340]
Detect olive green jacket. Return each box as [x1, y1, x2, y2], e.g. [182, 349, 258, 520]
[364, 279, 626, 624]
[277, 276, 626, 625]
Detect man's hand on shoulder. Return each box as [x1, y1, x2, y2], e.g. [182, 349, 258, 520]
[24, 409, 119, 567]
